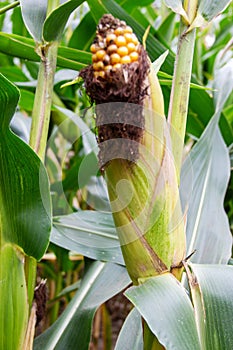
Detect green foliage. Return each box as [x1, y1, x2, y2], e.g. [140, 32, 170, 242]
[0, 244, 28, 350]
[0, 73, 51, 259]
[0, 0, 232, 349]
[34, 261, 130, 350]
[126, 273, 201, 350]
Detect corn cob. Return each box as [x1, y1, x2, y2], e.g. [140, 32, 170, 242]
[80, 15, 186, 284]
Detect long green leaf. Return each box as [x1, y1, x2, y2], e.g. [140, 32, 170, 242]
[180, 60, 233, 264]
[68, 11, 96, 51]
[0, 33, 90, 70]
[0, 73, 51, 259]
[0, 244, 28, 350]
[43, 0, 85, 42]
[114, 308, 143, 350]
[195, 0, 232, 24]
[125, 273, 201, 350]
[190, 264, 233, 350]
[164, 0, 189, 23]
[51, 211, 124, 265]
[20, 0, 47, 42]
[34, 261, 130, 350]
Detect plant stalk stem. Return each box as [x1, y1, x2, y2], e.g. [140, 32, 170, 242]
[167, 23, 196, 182]
[0, 1, 19, 15]
[27, 0, 59, 309]
[29, 41, 58, 160]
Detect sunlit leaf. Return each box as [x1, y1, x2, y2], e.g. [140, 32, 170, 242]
[188, 0, 232, 30]
[0, 33, 90, 70]
[189, 264, 233, 350]
[68, 11, 96, 51]
[51, 211, 124, 265]
[180, 60, 233, 264]
[20, 0, 47, 42]
[164, 0, 189, 23]
[125, 273, 201, 350]
[43, 0, 85, 42]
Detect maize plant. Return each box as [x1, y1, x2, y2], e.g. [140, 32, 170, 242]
[0, 0, 233, 349]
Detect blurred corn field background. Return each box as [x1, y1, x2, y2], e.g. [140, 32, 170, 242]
[0, 1, 233, 349]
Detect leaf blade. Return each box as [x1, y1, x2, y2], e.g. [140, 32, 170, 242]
[34, 261, 130, 350]
[125, 274, 201, 350]
[0, 73, 52, 259]
[190, 264, 233, 350]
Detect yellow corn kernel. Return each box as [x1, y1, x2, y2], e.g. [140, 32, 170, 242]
[94, 71, 105, 78]
[93, 61, 104, 71]
[104, 65, 113, 72]
[114, 27, 124, 35]
[110, 53, 121, 64]
[90, 44, 99, 53]
[117, 46, 129, 57]
[115, 35, 127, 47]
[92, 54, 98, 62]
[131, 34, 139, 45]
[127, 42, 136, 53]
[103, 54, 111, 65]
[96, 49, 106, 61]
[107, 44, 118, 55]
[124, 33, 133, 43]
[124, 26, 133, 33]
[121, 55, 131, 64]
[113, 63, 122, 70]
[130, 51, 139, 62]
[106, 33, 117, 45]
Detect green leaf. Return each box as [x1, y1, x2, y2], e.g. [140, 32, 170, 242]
[0, 244, 28, 350]
[43, 0, 85, 42]
[152, 50, 169, 75]
[18, 89, 35, 111]
[188, 0, 232, 30]
[51, 211, 124, 265]
[0, 66, 29, 82]
[119, 0, 155, 12]
[181, 122, 232, 263]
[164, 0, 189, 23]
[20, 0, 47, 42]
[0, 73, 51, 259]
[198, 0, 232, 23]
[0, 33, 90, 70]
[68, 11, 96, 51]
[190, 264, 233, 350]
[34, 261, 130, 350]
[180, 59, 233, 264]
[0, 32, 40, 62]
[115, 308, 143, 350]
[54, 105, 97, 153]
[60, 152, 98, 192]
[158, 11, 176, 44]
[125, 273, 201, 350]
